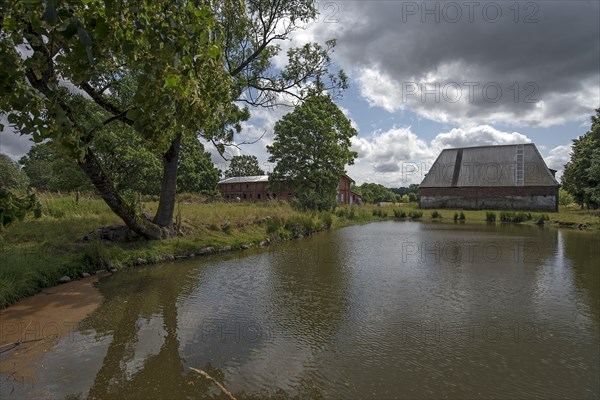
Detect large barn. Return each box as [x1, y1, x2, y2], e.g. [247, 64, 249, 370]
[419, 144, 559, 211]
[218, 174, 362, 205]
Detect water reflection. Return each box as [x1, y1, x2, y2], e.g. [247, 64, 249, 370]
[3, 223, 598, 399]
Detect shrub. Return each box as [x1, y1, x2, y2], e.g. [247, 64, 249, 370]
[486, 211, 496, 222]
[372, 209, 388, 218]
[453, 212, 459, 222]
[535, 213, 550, 225]
[393, 209, 407, 219]
[459, 211, 466, 221]
[320, 212, 333, 229]
[409, 210, 423, 220]
[266, 217, 284, 235]
[431, 210, 441, 219]
[401, 194, 409, 203]
[499, 211, 512, 222]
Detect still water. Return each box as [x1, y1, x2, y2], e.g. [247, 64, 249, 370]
[4, 222, 600, 399]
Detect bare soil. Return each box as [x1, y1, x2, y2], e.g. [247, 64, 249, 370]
[0, 273, 107, 386]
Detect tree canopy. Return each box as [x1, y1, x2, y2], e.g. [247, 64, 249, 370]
[355, 183, 400, 204]
[562, 109, 600, 208]
[267, 95, 357, 211]
[224, 155, 265, 178]
[0, 154, 30, 190]
[19, 136, 219, 195]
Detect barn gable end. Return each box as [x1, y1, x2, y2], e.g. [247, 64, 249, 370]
[420, 144, 559, 211]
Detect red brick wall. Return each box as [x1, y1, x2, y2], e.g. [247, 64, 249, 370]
[218, 181, 293, 201]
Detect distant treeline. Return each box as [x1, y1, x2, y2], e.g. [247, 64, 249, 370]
[353, 183, 420, 204]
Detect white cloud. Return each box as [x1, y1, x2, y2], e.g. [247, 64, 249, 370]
[544, 144, 572, 180]
[431, 125, 531, 149]
[355, 67, 405, 113]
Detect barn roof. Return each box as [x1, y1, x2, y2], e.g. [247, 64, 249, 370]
[218, 175, 269, 184]
[420, 144, 559, 188]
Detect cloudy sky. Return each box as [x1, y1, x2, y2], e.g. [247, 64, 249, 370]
[2, 1, 599, 187]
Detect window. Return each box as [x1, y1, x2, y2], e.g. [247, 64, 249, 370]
[243, 194, 247, 199]
[246, 184, 249, 189]
[258, 194, 261, 200]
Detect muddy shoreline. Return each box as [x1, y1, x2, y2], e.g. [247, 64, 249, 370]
[0, 273, 108, 387]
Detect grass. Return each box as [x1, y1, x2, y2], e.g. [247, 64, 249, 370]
[1, 194, 598, 308]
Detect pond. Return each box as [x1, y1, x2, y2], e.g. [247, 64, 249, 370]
[2, 222, 599, 399]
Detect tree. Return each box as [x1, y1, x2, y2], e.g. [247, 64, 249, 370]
[402, 194, 410, 203]
[562, 109, 600, 208]
[1, 0, 347, 239]
[2, 0, 236, 238]
[19, 143, 93, 192]
[408, 192, 417, 202]
[355, 183, 398, 204]
[225, 155, 265, 177]
[0, 154, 29, 190]
[177, 138, 221, 194]
[20, 135, 218, 196]
[267, 95, 357, 211]
[558, 189, 574, 208]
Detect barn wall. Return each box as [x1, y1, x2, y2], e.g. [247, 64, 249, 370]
[420, 187, 558, 211]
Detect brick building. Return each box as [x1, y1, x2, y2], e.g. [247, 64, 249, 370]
[419, 144, 559, 211]
[218, 174, 362, 205]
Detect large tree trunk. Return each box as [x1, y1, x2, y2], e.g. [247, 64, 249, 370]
[78, 149, 165, 240]
[153, 134, 182, 228]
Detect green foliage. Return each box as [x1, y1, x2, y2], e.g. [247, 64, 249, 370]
[355, 183, 399, 204]
[177, 137, 221, 195]
[401, 194, 410, 203]
[486, 212, 497, 222]
[453, 212, 459, 221]
[225, 155, 265, 178]
[20, 135, 219, 196]
[19, 143, 93, 193]
[559, 189, 574, 208]
[535, 213, 550, 225]
[408, 210, 423, 220]
[335, 207, 357, 220]
[0, 154, 29, 190]
[431, 210, 441, 219]
[499, 211, 534, 223]
[266, 213, 330, 240]
[393, 209, 407, 219]
[0, 189, 42, 227]
[267, 95, 357, 211]
[391, 184, 420, 201]
[372, 209, 388, 218]
[562, 109, 600, 207]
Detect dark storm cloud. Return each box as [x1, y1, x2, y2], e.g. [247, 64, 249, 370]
[320, 0, 600, 125]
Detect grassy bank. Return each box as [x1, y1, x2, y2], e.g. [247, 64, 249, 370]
[1, 194, 598, 308]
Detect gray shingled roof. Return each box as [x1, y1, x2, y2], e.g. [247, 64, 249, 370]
[218, 175, 269, 184]
[420, 144, 558, 188]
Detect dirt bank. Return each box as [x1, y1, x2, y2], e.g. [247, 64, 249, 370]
[0, 273, 107, 386]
